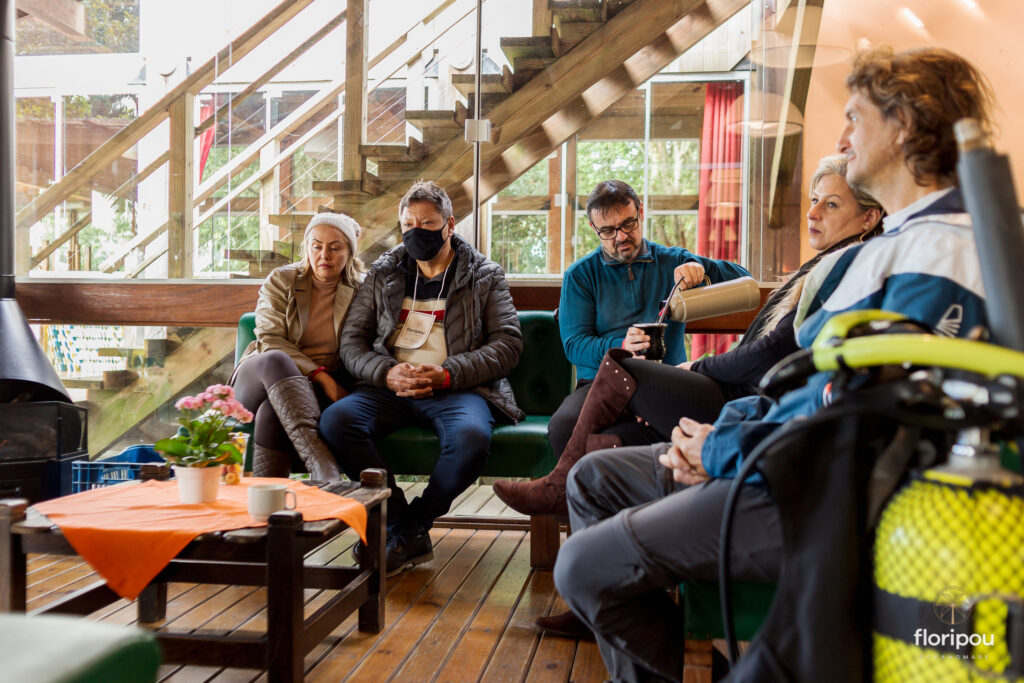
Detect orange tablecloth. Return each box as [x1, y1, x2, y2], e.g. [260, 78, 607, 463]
[33, 478, 367, 600]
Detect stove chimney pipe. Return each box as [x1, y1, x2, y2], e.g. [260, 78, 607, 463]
[0, 0, 70, 403]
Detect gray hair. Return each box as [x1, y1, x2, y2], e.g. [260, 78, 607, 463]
[809, 154, 883, 216]
[399, 180, 453, 221]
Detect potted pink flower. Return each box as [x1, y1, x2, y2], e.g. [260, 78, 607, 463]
[155, 384, 253, 503]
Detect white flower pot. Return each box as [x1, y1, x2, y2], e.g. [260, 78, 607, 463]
[173, 465, 221, 504]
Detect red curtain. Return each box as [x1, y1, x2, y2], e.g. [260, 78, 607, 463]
[198, 100, 215, 179]
[691, 81, 743, 360]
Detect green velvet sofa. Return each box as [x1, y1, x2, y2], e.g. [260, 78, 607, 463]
[0, 613, 160, 683]
[234, 309, 573, 567]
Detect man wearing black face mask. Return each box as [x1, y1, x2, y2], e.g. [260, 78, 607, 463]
[321, 180, 524, 576]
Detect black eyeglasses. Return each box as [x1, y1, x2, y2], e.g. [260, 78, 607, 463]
[592, 215, 641, 240]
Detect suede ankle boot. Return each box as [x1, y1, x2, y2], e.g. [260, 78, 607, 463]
[252, 443, 291, 478]
[493, 349, 637, 516]
[266, 376, 342, 481]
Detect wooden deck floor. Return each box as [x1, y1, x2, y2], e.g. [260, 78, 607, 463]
[24, 484, 608, 682]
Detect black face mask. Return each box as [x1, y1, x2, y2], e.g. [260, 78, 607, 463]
[403, 227, 448, 261]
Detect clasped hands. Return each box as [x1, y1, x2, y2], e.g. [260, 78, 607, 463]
[658, 416, 714, 485]
[386, 362, 447, 398]
[621, 262, 705, 356]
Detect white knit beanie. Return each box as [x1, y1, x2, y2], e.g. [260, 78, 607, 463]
[303, 212, 361, 255]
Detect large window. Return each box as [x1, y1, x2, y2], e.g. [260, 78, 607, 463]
[488, 76, 742, 278]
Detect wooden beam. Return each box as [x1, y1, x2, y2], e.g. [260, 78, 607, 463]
[15, 280, 775, 333]
[343, 0, 368, 183]
[766, 0, 823, 228]
[29, 211, 90, 268]
[15, 0, 316, 231]
[167, 93, 195, 278]
[196, 10, 347, 135]
[16, 0, 85, 40]
[532, 0, 552, 37]
[349, 0, 747, 251]
[86, 328, 237, 455]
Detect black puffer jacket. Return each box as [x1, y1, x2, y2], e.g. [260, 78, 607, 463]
[339, 235, 525, 422]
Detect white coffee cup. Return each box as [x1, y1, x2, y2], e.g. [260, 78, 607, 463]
[247, 484, 297, 522]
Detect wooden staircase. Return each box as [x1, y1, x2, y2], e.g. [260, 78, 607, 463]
[226, 0, 747, 275]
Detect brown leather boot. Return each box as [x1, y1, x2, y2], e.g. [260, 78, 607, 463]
[252, 443, 292, 478]
[266, 376, 342, 481]
[493, 349, 637, 516]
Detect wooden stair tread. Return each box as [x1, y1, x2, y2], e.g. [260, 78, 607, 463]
[313, 173, 385, 197]
[62, 377, 105, 390]
[223, 249, 292, 261]
[549, 0, 603, 22]
[358, 140, 426, 162]
[450, 68, 513, 96]
[267, 213, 314, 229]
[95, 347, 144, 358]
[404, 107, 466, 129]
[499, 36, 554, 61]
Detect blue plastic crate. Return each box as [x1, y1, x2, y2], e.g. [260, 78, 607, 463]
[71, 445, 168, 493]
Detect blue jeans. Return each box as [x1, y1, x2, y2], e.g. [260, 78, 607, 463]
[319, 386, 494, 530]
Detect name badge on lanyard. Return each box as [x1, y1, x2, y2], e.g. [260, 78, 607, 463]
[394, 259, 451, 350]
[394, 310, 435, 349]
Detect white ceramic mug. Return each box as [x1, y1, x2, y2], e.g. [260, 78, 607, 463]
[247, 484, 297, 522]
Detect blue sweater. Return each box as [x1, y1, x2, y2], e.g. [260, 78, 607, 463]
[559, 240, 750, 380]
[701, 188, 988, 480]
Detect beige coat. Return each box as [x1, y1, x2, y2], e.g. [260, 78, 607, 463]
[237, 262, 357, 376]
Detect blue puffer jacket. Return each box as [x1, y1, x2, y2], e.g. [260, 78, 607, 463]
[559, 240, 750, 380]
[702, 188, 988, 479]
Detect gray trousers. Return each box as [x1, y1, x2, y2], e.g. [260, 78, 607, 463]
[555, 444, 782, 682]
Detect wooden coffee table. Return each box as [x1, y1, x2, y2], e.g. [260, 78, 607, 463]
[0, 469, 389, 682]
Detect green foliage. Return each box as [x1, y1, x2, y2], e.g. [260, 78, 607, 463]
[649, 214, 697, 251]
[64, 94, 138, 121]
[16, 98, 54, 121]
[289, 147, 338, 200]
[77, 195, 137, 267]
[499, 160, 547, 197]
[648, 140, 699, 195]
[155, 385, 251, 468]
[490, 215, 548, 273]
[576, 140, 644, 195]
[16, 0, 140, 56]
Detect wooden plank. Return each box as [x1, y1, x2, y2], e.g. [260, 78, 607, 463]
[394, 531, 520, 679]
[17, 0, 86, 39]
[196, 11, 347, 135]
[86, 328, 237, 454]
[305, 528, 471, 681]
[571, 638, 609, 682]
[433, 534, 531, 682]
[30, 211, 91, 268]
[342, 0, 368, 183]
[14, 280, 771, 331]
[499, 36, 554, 61]
[15, 0, 317, 231]
[527, 594, 580, 681]
[480, 568, 558, 681]
[345, 530, 499, 681]
[457, 485, 496, 516]
[167, 93, 195, 278]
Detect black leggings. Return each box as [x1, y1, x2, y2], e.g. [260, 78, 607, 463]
[547, 360, 732, 457]
[232, 350, 306, 451]
[618, 358, 728, 442]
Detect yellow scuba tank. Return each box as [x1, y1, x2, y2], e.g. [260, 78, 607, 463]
[874, 429, 1024, 681]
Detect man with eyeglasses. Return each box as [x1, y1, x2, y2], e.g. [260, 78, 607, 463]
[496, 179, 749, 519]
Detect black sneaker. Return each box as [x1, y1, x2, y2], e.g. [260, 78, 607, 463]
[385, 528, 433, 577]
